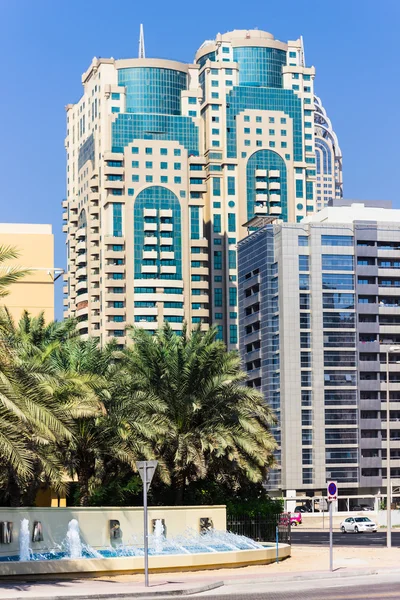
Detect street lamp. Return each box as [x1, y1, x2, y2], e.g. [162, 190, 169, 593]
[385, 345, 400, 549]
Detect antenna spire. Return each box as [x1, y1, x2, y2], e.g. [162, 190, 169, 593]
[300, 35, 305, 67]
[139, 24, 146, 59]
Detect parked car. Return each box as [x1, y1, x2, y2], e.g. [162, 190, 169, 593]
[340, 516, 377, 534]
[294, 505, 311, 513]
[360, 504, 374, 511]
[350, 504, 374, 512]
[290, 512, 302, 526]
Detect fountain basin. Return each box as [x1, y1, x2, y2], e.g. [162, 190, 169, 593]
[0, 544, 290, 578]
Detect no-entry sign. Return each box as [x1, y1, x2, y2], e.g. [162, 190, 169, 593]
[327, 480, 338, 501]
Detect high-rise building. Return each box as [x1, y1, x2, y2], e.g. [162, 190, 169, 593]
[63, 28, 341, 347]
[0, 223, 57, 322]
[238, 201, 400, 500]
[314, 95, 343, 209]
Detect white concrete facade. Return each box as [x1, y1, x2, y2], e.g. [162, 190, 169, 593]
[63, 29, 342, 348]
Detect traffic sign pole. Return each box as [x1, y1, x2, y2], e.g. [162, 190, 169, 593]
[329, 500, 333, 572]
[136, 461, 158, 588]
[143, 464, 149, 587]
[326, 481, 338, 573]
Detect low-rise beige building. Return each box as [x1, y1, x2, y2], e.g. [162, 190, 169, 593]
[0, 223, 57, 322]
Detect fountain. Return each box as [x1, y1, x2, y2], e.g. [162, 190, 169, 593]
[19, 519, 30, 562]
[66, 519, 82, 559]
[153, 519, 165, 554]
[0, 511, 291, 575]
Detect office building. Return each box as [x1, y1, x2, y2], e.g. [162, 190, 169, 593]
[63, 28, 342, 347]
[0, 223, 56, 321]
[238, 202, 400, 497]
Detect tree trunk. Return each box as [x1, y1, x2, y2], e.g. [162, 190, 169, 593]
[21, 462, 42, 506]
[77, 470, 91, 506]
[8, 470, 21, 507]
[173, 474, 185, 506]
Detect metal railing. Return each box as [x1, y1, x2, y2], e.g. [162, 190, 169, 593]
[227, 513, 291, 545]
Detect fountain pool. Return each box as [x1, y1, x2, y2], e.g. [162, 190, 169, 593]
[1, 529, 263, 562]
[0, 510, 291, 577]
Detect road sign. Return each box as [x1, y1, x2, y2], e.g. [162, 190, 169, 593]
[327, 480, 338, 502]
[136, 460, 158, 587]
[326, 480, 338, 572]
[136, 460, 158, 492]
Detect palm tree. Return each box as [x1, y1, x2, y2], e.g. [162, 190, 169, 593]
[0, 313, 102, 505]
[0, 245, 30, 298]
[0, 339, 102, 505]
[52, 338, 164, 506]
[124, 324, 277, 504]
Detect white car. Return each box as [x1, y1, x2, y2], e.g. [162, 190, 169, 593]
[340, 516, 377, 534]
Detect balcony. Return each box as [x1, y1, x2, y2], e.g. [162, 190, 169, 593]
[105, 180, 124, 190]
[135, 307, 158, 316]
[270, 206, 282, 216]
[160, 209, 173, 218]
[189, 182, 207, 193]
[105, 265, 126, 275]
[160, 251, 174, 260]
[255, 181, 267, 190]
[105, 307, 126, 317]
[144, 236, 157, 246]
[104, 165, 124, 176]
[160, 265, 176, 274]
[160, 223, 173, 232]
[144, 209, 157, 218]
[255, 169, 267, 177]
[144, 223, 157, 232]
[142, 265, 158, 274]
[269, 182, 281, 191]
[105, 235, 125, 245]
[76, 227, 86, 239]
[143, 250, 158, 260]
[358, 303, 378, 314]
[191, 308, 209, 318]
[76, 280, 88, 293]
[105, 321, 127, 331]
[377, 287, 400, 296]
[269, 170, 280, 178]
[160, 237, 173, 246]
[254, 205, 268, 215]
[106, 293, 127, 302]
[75, 254, 86, 266]
[76, 306, 89, 319]
[256, 193, 268, 202]
[77, 320, 89, 332]
[190, 280, 208, 290]
[76, 266, 87, 279]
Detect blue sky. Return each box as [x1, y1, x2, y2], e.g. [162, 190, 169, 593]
[0, 0, 399, 318]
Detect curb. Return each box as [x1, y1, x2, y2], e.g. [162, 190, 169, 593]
[0, 581, 224, 600]
[224, 567, 400, 585]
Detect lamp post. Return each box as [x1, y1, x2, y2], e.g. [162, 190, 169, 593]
[385, 345, 400, 549]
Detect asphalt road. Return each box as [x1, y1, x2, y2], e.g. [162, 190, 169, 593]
[189, 584, 400, 599]
[186, 573, 400, 599]
[291, 529, 400, 546]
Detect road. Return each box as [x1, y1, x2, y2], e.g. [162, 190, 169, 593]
[291, 529, 400, 546]
[170, 573, 400, 599]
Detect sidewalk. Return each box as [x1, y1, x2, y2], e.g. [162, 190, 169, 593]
[0, 579, 224, 599]
[0, 545, 399, 599]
